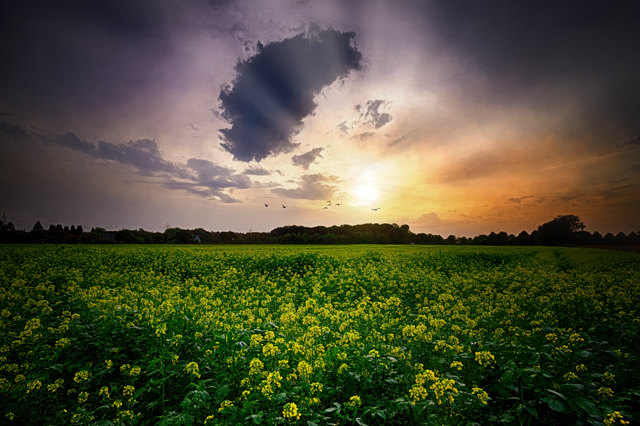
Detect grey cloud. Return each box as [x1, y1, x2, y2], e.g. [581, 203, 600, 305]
[506, 196, 534, 204]
[0, 121, 30, 143]
[270, 173, 339, 200]
[186, 158, 251, 189]
[624, 135, 640, 146]
[336, 121, 351, 135]
[359, 100, 393, 129]
[352, 132, 375, 140]
[1, 122, 249, 202]
[164, 181, 241, 203]
[218, 28, 362, 162]
[242, 166, 271, 176]
[388, 133, 410, 148]
[292, 147, 324, 169]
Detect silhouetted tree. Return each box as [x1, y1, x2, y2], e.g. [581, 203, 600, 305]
[536, 215, 585, 246]
[603, 232, 616, 245]
[32, 221, 44, 232]
[591, 231, 603, 245]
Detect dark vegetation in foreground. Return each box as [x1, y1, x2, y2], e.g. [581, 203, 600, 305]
[1, 214, 639, 247]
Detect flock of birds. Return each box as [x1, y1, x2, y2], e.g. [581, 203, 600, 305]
[264, 201, 381, 211]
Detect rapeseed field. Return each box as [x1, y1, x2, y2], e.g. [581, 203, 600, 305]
[0, 245, 638, 425]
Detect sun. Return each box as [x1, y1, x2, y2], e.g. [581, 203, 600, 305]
[354, 186, 378, 201]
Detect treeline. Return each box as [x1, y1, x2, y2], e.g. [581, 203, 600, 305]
[0, 215, 638, 246]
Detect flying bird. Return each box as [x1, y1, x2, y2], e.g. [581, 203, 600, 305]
[264, 203, 269, 207]
[323, 207, 328, 210]
[335, 203, 342, 206]
[282, 205, 287, 209]
[372, 208, 381, 211]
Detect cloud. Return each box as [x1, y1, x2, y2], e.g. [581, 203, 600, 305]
[0, 121, 30, 143]
[270, 173, 339, 200]
[506, 196, 534, 204]
[336, 121, 351, 135]
[624, 135, 640, 146]
[242, 165, 271, 175]
[217, 28, 362, 162]
[1, 122, 249, 202]
[359, 100, 393, 129]
[352, 132, 375, 140]
[292, 147, 324, 169]
[388, 133, 410, 148]
[186, 158, 251, 190]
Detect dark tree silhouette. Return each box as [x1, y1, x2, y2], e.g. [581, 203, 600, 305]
[536, 215, 585, 246]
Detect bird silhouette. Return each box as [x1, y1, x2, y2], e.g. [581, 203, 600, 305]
[323, 207, 328, 210]
[335, 203, 342, 206]
[371, 208, 381, 211]
[282, 205, 287, 209]
[264, 203, 269, 207]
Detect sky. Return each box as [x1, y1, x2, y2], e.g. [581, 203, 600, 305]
[1, 0, 639, 236]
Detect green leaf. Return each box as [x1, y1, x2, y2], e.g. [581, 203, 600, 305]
[133, 387, 147, 399]
[324, 407, 338, 413]
[543, 397, 565, 413]
[573, 397, 600, 417]
[215, 384, 230, 403]
[545, 389, 566, 400]
[245, 413, 263, 425]
[355, 418, 368, 426]
[501, 370, 515, 382]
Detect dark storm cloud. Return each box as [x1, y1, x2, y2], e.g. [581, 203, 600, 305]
[426, 0, 640, 137]
[218, 29, 362, 162]
[270, 173, 339, 200]
[292, 147, 324, 169]
[242, 166, 271, 176]
[359, 100, 392, 129]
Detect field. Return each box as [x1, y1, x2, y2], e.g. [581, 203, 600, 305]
[0, 245, 638, 425]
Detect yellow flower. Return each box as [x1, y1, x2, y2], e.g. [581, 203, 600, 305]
[99, 386, 111, 399]
[310, 382, 323, 393]
[598, 387, 614, 398]
[347, 395, 362, 408]
[123, 385, 135, 398]
[26, 380, 42, 393]
[282, 402, 301, 420]
[130, 366, 141, 376]
[450, 361, 463, 371]
[105, 359, 113, 369]
[297, 361, 313, 379]
[472, 386, 489, 405]
[78, 391, 89, 404]
[604, 411, 629, 426]
[218, 400, 234, 412]
[185, 362, 201, 378]
[564, 372, 578, 381]
[205, 414, 215, 424]
[475, 351, 495, 367]
[5, 412, 15, 421]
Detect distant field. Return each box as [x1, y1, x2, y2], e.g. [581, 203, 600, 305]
[1, 245, 638, 425]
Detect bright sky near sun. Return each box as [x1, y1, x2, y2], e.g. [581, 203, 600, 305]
[1, 0, 639, 236]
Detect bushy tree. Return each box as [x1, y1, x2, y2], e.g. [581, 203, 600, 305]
[536, 215, 585, 246]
